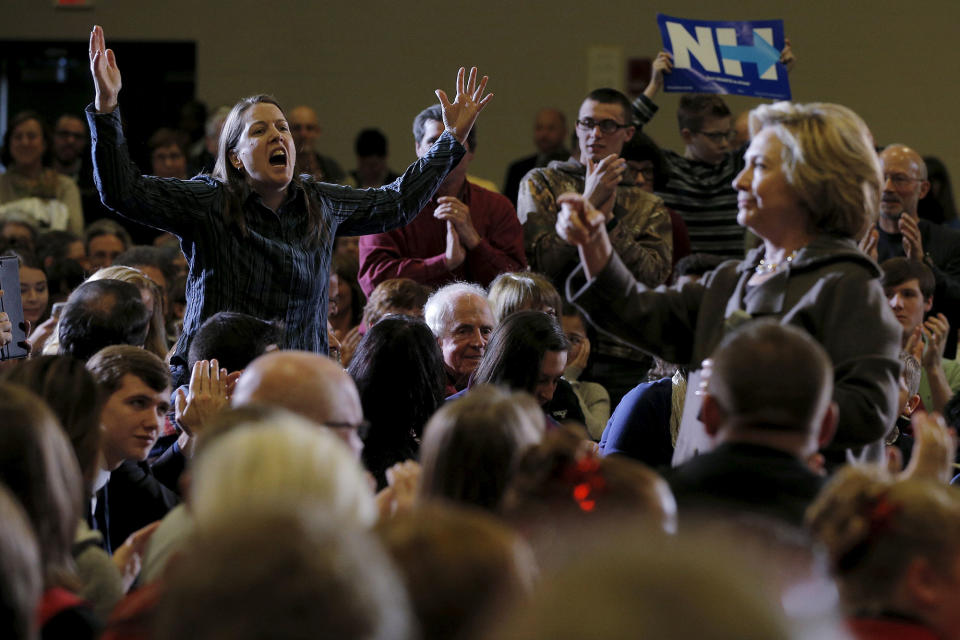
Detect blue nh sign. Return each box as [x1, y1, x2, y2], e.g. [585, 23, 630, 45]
[656, 14, 791, 100]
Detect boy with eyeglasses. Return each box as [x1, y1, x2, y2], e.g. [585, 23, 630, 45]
[635, 47, 794, 257]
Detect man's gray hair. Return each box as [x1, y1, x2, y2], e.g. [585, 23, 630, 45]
[424, 282, 489, 337]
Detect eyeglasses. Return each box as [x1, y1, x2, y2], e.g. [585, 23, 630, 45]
[883, 173, 922, 187]
[696, 129, 735, 143]
[54, 130, 86, 140]
[576, 118, 632, 134]
[624, 164, 655, 184]
[325, 419, 371, 440]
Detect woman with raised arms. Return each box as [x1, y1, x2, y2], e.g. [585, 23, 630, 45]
[87, 25, 491, 384]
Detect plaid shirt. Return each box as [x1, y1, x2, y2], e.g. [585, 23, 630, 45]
[87, 105, 464, 369]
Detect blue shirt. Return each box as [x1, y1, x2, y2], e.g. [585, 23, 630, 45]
[599, 377, 674, 468]
[87, 105, 464, 369]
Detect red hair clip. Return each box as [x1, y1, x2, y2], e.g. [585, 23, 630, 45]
[563, 456, 606, 512]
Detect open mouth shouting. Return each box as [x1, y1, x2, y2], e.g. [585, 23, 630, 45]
[269, 148, 288, 167]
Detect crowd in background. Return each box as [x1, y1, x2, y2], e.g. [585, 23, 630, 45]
[3, 32, 960, 640]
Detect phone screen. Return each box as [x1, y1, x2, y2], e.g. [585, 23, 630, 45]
[0, 255, 30, 360]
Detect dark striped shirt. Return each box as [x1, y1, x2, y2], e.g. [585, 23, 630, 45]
[633, 94, 746, 258]
[87, 105, 464, 369]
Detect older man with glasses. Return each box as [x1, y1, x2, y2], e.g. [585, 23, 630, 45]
[519, 87, 673, 406]
[862, 144, 960, 358]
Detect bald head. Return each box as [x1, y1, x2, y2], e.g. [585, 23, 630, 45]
[879, 144, 930, 222]
[288, 105, 320, 150]
[231, 350, 363, 456]
[533, 108, 568, 155]
[881, 144, 927, 180]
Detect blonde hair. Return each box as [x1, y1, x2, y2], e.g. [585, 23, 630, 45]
[43, 264, 168, 359]
[749, 102, 881, 239]
[487, 272, 561, 324]
[190, 412, 377, 530]
[806, 465, 960, 614]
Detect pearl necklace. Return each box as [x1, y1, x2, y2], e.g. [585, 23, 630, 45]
[755, 250, 797, 275]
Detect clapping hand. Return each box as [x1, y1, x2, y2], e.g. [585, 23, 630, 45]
[175, 359, 229, 438]
[921, 313, 950, 367]
[434, 196, 480, 248]
[89, 25, 121, 113]
[112, 521, 160, 593]
[859, 227, 879, 261]
[584, 154, 626, 213]
[901, 410, 957, 484]
[375, 460, 421, 519]
[444, 221, 466, 270]
[339, 326, 362, 369]
[905, 325, 924, 364]
[898, 213, 924, 261]
[436, 67, 493, 147]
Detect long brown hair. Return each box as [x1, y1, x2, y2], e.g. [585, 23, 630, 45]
[212, 95, 323, 246]
[0, 383, 82, 589]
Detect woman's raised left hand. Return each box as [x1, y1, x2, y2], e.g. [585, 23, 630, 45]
[89, 25, 122, 113]
[436, 67, 493, 147]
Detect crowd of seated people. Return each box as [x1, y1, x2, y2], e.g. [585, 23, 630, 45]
[5, 35, 960, 640]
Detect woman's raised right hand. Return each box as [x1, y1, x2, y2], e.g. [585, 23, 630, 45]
[89, 25, 121, 113]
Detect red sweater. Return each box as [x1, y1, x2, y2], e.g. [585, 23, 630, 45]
[358, 181, 526, 295]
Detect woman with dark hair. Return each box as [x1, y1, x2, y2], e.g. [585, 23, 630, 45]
[88, 26, 491, 387]
[4, 249, 49, 327]
[347, 315, 446, 489]
[0, 111, 84, 234]
[918, 155, 958, 226]
[0, 357, 129, 620]
[0, 382, 99, 637]
[0, 483, 42, 640]
[472, 310, 573, 414]
[1, 356, 102, 490]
